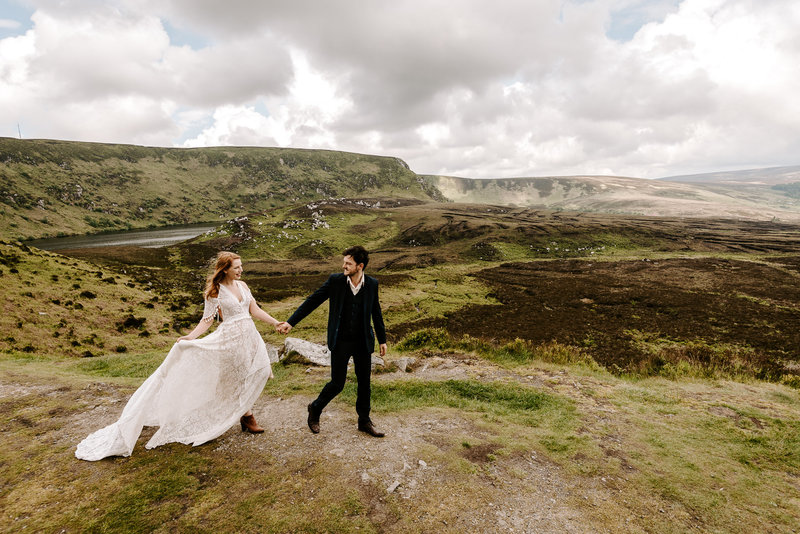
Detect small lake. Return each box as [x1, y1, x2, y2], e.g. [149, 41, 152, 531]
[27, 223, 219, 251]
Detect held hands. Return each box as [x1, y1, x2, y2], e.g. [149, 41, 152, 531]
[275, 322, 292, 334]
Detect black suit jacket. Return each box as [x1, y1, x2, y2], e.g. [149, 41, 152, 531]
[287, 273, 386, 353]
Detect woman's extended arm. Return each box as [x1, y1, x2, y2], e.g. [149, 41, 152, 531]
[249, 298, 282, 329]
[178, 296, 221, 341]
[178, 316, 213, 341]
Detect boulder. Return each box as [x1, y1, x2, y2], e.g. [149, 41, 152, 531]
[280, 337, 385, 368]
[394, 357, 417, 372]
[282, 337, 331, 366]
[265, 342, 280, 364]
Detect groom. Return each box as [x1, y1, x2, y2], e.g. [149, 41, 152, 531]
[279, 246, 387, 437]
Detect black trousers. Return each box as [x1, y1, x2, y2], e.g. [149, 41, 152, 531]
[310, 340, 372, 423]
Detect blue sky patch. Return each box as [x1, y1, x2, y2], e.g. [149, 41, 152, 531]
[162, 18, 210, 50]
[0, 0, 34, 39]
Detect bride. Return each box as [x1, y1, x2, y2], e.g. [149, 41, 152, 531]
[76, 251, 282, 461]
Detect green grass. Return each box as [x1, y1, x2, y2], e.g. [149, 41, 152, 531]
[623, 329, 786, 382]
[604, 378, 800, 532]
[72, 350, 167, 379]
[396, 328, 599, 369]
[0, 241, 182, 358]
[352, 379, 564, 418]
[382, 265, 499, 326]
[1, 420, 377, 533]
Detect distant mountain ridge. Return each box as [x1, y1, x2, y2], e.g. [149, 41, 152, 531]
[659, 165, 800, 185]
[3, 137, 800, 241]
[424, 172, 800, 222]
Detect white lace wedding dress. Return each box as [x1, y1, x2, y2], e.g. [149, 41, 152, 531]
[75, 281, 273, 461]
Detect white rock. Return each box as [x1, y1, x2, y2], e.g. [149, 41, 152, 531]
[395, 357, 417, 372]
[282, 337, 331, 366]
[265, 343, 280, 364]
[280, 338, 385, 368]
[386, 480, 401, 494]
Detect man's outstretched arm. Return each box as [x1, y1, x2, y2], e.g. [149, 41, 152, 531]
[284, 275, 335, 330]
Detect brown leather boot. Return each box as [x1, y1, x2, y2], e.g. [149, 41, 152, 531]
[240, 413, 264, 434]
[358, 420, 385, 438]
[307, 403, 320, 434]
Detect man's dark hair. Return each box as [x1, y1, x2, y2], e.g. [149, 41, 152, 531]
[343, 245, 369, 269]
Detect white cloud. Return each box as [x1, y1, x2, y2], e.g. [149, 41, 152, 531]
[0, 19, 22, 30]
[182, 105, 276, 147]
[182, 50, 353, 149]
[1, 0, 798, 179]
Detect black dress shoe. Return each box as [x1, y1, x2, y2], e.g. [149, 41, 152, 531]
[358, 421, 385, 438]
[307, 403, 320, 434]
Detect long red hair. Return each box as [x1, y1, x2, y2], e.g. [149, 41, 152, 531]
[204, 251, 241, 299]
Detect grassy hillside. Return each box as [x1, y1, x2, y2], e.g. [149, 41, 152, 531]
[0, 138, 442, 240]
[5, 137, 800, 242]
[0, 240, 188, 360]
[425, 174, 800, 221]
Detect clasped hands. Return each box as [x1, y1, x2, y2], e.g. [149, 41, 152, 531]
[274, 322, 292, 334]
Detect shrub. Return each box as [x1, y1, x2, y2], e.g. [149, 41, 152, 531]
[533, 341, 592, 366]
[455, 334, 492, 353]
[625, 330, 783, 382]
[117, 315, 146, 331]
[498, 338, 533, 362]
[396, 328, 451, 351]
[781, 374, 800, 389]
[396, 329, 598, 369]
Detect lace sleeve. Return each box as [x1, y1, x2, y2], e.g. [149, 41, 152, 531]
[202, 297, 220, 323]
[241, 282, 254, 305]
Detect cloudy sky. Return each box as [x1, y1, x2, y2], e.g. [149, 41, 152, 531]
[1, 0, 798, 179]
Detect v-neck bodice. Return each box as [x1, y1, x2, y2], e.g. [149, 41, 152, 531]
[221, 281, 244, 303]
[203, 281, 252, 323]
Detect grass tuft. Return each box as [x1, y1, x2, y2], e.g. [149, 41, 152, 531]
[625, 329, 787, 383]
[396, 328, 598, 368]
